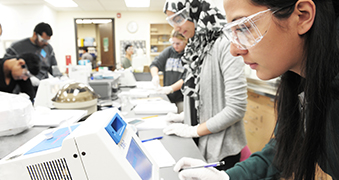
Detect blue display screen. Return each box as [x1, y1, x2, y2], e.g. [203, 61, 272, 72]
[126, 138, 153, 180]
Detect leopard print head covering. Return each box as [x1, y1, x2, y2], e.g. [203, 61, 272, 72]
[164, 0, 226, 119]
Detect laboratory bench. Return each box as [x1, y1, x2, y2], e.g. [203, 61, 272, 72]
[0, 85, 203, 180]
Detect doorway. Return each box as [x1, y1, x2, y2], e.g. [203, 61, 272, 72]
[74, 18, 116, 70]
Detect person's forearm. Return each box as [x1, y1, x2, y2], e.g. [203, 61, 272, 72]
[170, 79, 184, 92]
[197, 122, 212, 136]
[150, 66, 159, 77]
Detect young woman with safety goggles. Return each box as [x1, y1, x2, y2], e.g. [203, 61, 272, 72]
[173, 0, 339, 179]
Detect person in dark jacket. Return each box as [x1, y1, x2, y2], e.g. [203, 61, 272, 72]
[0, 53, 40, 102]
[172, 0, 339, 179]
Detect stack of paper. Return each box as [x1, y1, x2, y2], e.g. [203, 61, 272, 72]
[142, 140, 176, 167]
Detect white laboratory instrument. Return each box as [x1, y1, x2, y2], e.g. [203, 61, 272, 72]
[115, 69, 137, 87]
[0, 108, 160, 180]
[52, 82, 99, 115]
[34, 78, 73, 109]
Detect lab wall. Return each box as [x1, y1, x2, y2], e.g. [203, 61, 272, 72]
[0, 1, 224, 74]
[56, 11, 168, 72]
[0, 4, 57, 58]
[0, 4, 168, 73]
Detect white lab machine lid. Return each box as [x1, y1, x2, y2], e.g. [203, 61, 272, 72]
[51, 82, 99, 115]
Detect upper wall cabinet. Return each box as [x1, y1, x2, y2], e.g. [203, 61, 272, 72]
[150, 23, 173, 58]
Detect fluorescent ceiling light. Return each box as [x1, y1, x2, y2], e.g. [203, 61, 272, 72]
[45, 0, 78, 7]
[76, 19, 112, 24]
[124, 0, 150, 7]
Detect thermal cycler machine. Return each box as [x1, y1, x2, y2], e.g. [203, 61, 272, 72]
[0, 108, 159, 180]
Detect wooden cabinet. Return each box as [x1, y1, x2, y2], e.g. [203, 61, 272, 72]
[245, 91, 332, 179]
[243, 90, 276, 153]
[150, 23, 172, 58]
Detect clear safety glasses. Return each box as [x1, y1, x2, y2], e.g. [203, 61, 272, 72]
[223, 9, 278, 50]
[172, 41, 184, 46]
[166, 7, 189, 27]
[38, 34, 50, 43]
[170, 38, 185, 46]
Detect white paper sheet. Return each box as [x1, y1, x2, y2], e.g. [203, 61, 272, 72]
[142, 140, 176, 167]
[135, 116, 169, 130]
[33, 109, 87, 127]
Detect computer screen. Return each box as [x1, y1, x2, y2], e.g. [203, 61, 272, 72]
[126, 138, 153, 180]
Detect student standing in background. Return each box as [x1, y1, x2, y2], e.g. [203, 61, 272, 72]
[173, 0, 339, 179]
[4, 22, 59, 88]
[150, 30, 187, 113]
[162, 0, 248, 170]
[80, 47, 94, 68]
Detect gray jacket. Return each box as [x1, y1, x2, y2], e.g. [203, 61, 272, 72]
[184, 36, 248, 162]
[4, 38, 57, 80]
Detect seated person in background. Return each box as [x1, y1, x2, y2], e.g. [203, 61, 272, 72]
[80, 47, 94, 68]
[4, 22, 59, 88]
[121, 44, 134, 69]
[0, 53, 40, 102]
[150, 30, 187, 113]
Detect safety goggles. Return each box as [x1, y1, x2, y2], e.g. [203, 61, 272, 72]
[172, 41, 185, 46]
[170, 38, 185, 46]
[21, 64, 32, 78]
[223, 9, 277, 50]
[37, 34, 50, 43]
[166, 7, 189, 27]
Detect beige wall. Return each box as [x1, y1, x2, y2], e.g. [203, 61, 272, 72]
[0, 0, 225, 73]
[0, 4, 168, 73]
[55, 11, 167, 72]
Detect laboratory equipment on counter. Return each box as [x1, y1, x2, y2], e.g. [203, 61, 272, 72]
[0, 108, 160, 180]
[68, 65, 92, 84]
[52, 82, 99, 115]
[34, 78, 74, 109]
[89, 78, 119, 100]
[115, 69, 137, 87]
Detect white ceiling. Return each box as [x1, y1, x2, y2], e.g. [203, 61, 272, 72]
[0, 0, 166, 12]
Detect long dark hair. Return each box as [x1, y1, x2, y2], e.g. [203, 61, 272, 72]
[250, 0, 339, 179]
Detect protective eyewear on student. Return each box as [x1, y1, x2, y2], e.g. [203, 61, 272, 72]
[222, 9, 278, 50]
[171, 41, 184, 46]
[166, 7, 189, 27]
[21, 64, 32, 78]
[37, 34, 50, 43]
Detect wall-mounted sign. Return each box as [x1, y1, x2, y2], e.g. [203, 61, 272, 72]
[103, 37, 109, 52]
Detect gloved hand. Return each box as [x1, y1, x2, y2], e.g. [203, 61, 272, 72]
[151, 75, 160, 88]
[30, 76, 40, 86]
[156, 86, 173, 94]
[165, 112, 184, 123]
[163, 123, 199, 138]
[174, 157, 230, 180]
